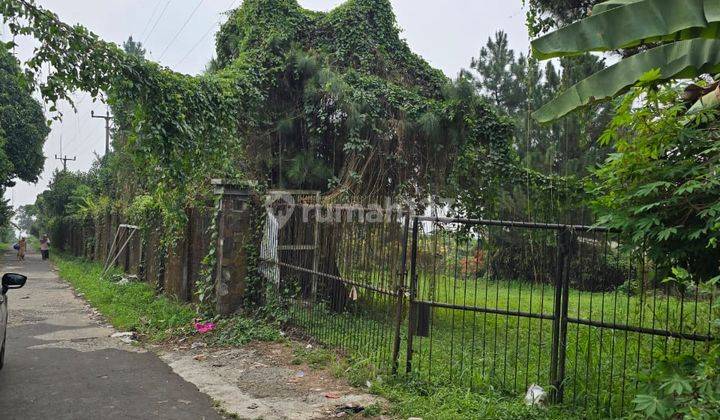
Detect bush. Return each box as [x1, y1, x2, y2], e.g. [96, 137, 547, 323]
[631, 350, 720, 419]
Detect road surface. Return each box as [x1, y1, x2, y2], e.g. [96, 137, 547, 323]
[0, 248, 223, 420]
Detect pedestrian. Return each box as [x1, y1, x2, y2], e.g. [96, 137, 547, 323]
[17, 236, 27, 261]
[40, 234, 50, 260]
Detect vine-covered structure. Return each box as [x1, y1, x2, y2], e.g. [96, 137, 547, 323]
[1, 0, 544, 222]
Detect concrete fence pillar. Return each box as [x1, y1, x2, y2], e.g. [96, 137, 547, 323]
[212, 180, 259, 316]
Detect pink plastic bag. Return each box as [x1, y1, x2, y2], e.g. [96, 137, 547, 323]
[193, 321, 216, 334]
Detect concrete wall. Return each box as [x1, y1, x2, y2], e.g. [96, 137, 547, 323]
[58, 181, 259, 315]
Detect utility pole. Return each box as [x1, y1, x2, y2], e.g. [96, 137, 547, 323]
[55, 154, 76, 171]
[91, 109, 112, 155]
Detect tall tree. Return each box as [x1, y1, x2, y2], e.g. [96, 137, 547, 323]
[468, 31, 611, 222]
[0, 42, 50, 227]
[470, 32, 610, 177]
[471, 31, 516, 109]
[15, 203, 36, 233]
[122, 36, 146, 59]
[0, 42, 49, 187]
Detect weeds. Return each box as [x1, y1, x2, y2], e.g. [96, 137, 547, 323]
[55, 255, 195, 341]
[53, 254, 576, 418]
[205, 316, 282, 347]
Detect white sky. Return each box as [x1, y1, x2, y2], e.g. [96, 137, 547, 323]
[3, 0, 530, 208]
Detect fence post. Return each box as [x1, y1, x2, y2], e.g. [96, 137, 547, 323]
[212, 179, 259, 315]
[405, 216, 420, 373]
[310, 193, 321, 301]
[392, 213, 410, 374]
[550, 228, 573, 403]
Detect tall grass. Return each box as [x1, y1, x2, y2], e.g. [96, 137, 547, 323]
[54, 255, 196, 341]
[284, 273, 715, 417]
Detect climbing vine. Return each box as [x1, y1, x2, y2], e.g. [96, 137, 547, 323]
[5, 0, 571, 309]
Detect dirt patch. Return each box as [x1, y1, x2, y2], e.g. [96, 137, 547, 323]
[157, 340, 384, 419]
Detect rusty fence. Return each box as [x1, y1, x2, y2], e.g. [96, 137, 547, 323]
[263, 203, 717, 416]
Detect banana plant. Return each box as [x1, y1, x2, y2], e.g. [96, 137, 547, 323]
[531, 0, 720, 122]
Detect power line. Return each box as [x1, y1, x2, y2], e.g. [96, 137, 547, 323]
[143, 0, 173, 45]
[91, 109, 113, 156]
[53, 133, 76, 171]
[61, 93, 90, 152]
[54, 154, 76, 171]
[139, 1, 164, 40]
[173, 23, 217, 68]
[174, 0, 238, 68]
[158, 0, 206, 61]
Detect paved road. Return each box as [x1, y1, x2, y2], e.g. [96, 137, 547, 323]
[0, 248, 223, 420]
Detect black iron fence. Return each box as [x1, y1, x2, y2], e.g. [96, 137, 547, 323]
[262, 203, 716, 416]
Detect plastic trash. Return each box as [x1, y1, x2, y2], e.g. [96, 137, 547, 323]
[524, 384, 547, 406]
[111, 331, 138, 344]
[193, 321, 216, 334]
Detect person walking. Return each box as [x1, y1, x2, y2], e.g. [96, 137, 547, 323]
[40, 234, 51, 260]
[17, 237, 27, 261]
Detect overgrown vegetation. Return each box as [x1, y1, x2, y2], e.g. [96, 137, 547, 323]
[528, 2, 720, 417]
[289, 341, 566, 419]
[0, 41, 49, 228]
[54, 253, 286, 348]
[54, 255, 196, 341]
[7, 0, 720, 417]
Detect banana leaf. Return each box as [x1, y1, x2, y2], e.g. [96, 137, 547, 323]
[592, 0, 642, 14]
[533, 38, 720, 122]
[532, 0, 720, 60]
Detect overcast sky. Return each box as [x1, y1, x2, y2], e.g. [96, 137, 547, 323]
[2, 0, 530, 208]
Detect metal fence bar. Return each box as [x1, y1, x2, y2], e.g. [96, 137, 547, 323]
[392, 214, 410, 374]
[566, 317, 714, 342]
[265, 202, 716, 417]
[556, 229, 574, 402]
[275, 261, 400, 297]
[549, 230, 565, 403]
[412, 300, 555, 321]
[414, 216, 619, 233]
[405, 216, 420, 373]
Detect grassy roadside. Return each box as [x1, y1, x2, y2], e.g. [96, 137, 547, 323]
[52, 253, 572, 419]
[289, 344, 573, 419]
[53, 254, 196, 341]
[52, 253, 282, 345]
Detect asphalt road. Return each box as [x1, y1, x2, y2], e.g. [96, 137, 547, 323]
[0, 248, 223, 420]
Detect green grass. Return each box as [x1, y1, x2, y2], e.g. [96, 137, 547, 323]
[205, 316, 283, 347]
[283, 269, 716, 418]
[372, 377, 569, 420]
[54, 255, 196, 341]
[51, 254, 574, 419]
[27, 235, 40, 251]
[54, 254, 287, 347]
[316, 348, 572, 420]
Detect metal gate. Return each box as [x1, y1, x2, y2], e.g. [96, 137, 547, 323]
[264, 203, 716, 416]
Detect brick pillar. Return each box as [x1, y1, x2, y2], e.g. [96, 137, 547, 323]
[213, 180, 259, 315]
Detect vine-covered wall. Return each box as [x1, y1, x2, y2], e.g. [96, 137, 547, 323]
[4, 0, 571, 313]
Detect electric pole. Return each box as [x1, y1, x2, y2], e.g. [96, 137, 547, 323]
[55, 154, 76, 171]
[91, 109, 112, 155]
